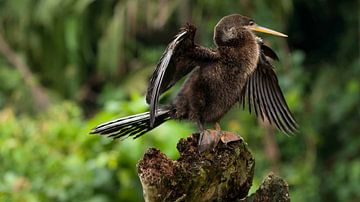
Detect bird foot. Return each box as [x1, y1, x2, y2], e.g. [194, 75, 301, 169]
[220, 131, 242, 144]
[198, 130, 242, 153]
[198, 129, 221, 153]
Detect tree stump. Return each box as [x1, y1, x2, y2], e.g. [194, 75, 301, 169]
[137, 133, 290, 202]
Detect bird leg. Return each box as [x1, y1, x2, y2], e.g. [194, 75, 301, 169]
[214, 122, 222, 131]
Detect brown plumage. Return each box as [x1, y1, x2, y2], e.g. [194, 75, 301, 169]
[90, 14, 298, 147]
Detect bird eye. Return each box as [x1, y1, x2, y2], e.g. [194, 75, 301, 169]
[249, 21, 255, 26]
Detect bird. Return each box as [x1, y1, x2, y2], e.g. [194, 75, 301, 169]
[90, 14, 298, 152]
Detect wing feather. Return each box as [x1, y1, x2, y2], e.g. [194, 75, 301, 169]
[147, 28, 192, 127]
[263, 73, 292, 133]
[254, 69, 265, 121]
[146, 24, 219, 127]
[241, 46, 298, 135]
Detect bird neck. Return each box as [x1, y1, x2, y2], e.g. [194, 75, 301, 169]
[217, 31, 260, 76]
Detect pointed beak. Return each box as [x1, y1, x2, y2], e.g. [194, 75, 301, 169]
[249, 24, 288, 37]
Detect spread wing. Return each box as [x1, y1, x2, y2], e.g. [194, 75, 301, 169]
[146, 24, 219, 127]
[240, 46, 299, 135]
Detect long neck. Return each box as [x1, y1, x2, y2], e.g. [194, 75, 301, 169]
[240, 34, 260, 76]
[217, 31, 260, 76]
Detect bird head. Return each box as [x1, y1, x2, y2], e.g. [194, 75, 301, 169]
[214, 14, 287, 46]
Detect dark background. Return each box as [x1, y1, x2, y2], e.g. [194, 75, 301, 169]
[0, 0, 359, 201]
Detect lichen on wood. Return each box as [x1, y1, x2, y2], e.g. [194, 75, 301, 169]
[137, 132, 290, 202]
[239, 173, 290, 202]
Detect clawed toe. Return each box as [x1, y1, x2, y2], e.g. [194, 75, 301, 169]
[220, 131, 242, 144]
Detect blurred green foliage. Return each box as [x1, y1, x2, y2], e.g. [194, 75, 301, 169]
[0, 0, 359, 202]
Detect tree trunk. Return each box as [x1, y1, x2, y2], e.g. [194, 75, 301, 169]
[137, 132, 290, 202]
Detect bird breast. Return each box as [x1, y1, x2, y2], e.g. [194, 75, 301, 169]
[173, 37, 260, 123]
[220, 39, 259, 79]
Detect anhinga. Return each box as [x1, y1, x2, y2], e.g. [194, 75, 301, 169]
[90, 14, 298, 151]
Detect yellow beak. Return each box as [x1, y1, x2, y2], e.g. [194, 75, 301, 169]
[249, 25, 288, 37]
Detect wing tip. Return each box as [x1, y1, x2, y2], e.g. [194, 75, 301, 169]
[89, 125, 101, 134]
[282, 121, 300, 136]
[89, 130, 97, 135]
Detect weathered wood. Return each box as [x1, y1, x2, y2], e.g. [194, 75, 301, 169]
[239, 173, 290, 202]
[137, 132, 290, 202]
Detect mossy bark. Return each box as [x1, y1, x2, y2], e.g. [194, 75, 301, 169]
[137, 133, 290, 202]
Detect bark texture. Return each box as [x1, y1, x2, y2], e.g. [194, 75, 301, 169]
[137, 132, 290, 202]
[239, 173, 290, 202]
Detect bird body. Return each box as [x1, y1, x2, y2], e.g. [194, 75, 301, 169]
[173, 43, 259, 124]
[91, 14, 298, 144]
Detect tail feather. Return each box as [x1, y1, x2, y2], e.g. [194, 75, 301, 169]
[90, 109, 171, 139]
